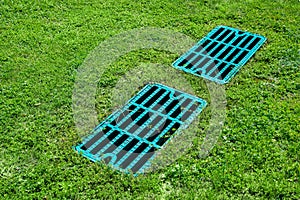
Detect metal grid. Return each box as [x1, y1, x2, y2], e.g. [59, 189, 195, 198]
[74, 83, 207, 174]
[172, 25, 267, 84]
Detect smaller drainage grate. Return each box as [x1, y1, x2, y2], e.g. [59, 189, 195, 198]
[74, 83, 207, 174]
[172, 26, 266, 84]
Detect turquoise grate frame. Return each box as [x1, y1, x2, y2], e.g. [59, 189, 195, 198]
[74, 83, 207, 175]
[172, 25, 267, 84]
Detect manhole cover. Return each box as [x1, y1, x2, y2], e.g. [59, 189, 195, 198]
[172, 26, 266, 84]
[74, 83, 207, 174]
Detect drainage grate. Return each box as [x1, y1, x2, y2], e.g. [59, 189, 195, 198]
[74, 83, 207, 174]
[172, 26, 266, 84]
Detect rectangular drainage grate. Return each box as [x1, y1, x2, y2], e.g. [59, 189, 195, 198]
[74, 83, 207, 174]
[172, 25, 266, 84]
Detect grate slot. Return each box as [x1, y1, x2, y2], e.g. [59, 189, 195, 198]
[210, 27, 225, 39]
[204, 41, 218, 53]
[131, 148, 156, 173]
[135, 86, 158, 104]
[218, 65, 234, 79]
[80, 127, 112, 150]
[239, 35, 254, 48]
[195, 40, 209, 52]
[89, 130, 119, 154]
[156, 122, 181, 146]
[247, 37, 261, 50]
[216, 30, 231, 42]
[217, 46, 233, 60]
[223, 32, 235, 43]
[210, 43, 226, 57]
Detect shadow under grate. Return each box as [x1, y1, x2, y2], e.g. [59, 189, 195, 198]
[172, 25, 267, 84]
[74, 83, 207, 174]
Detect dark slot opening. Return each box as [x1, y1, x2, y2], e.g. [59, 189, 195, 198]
[205, 61, 218, 74]
[210, 63, 227, 77]
[239, 36, 254, 49]
[113, 134, 129, 146]
[185, 63, 194, 69]
[216, 30, 231, 42]
[128, 105, 137, 112]
[110, 119, 117, 126]
[165, 99, 180, 114]
[80, 146, 87, 150]
[232, 36, 244, 46]
[210, 44, 226, 57]
[247, 38, 261, 50]
[134, 142, 149, 153]
[110, 111, 128, 126]
[233, 50, 249, 64]
[148, 147, 156, 153]
[119, 117, 134, 129]
[81, 126, 112, 150]
[122, 138, 139, 151]
[174, 91, 181, 97]
[131, 150, 155, 173]
[225, 48, 241, 63]
[178, 59, 187, 67]
[90, 136, 113, 154]
[136, 112, 151, 126]
[170, 105, 182, 119]
[130, 108, 145, 121]
[118, 108, 145, 129]
[218, 65, 234, 79]
[119, 143, 152, 170]
[135, 86, 158, 104]
[107, 130, 120, 141]
[144, 89, 166, 108]
[155, 92, 170, 109]
[195, 70, 203, 75]
[185, 53, 196, 61]
[147, 119, 172, 142]
[216, 63, 227, 73]
[156, 122, 181, 146]
[103, 157, 112, 164]
[191, 55, 204, 65]
[195, 40, 210, 52]
[210, 27, 225, 39]
[217, 46, 233, 60]
[137, 115, 163, 137]
[181, 98, 192, 108]
[181, 102, 200, 122]
[198, 57, 211, 68]
[224, 32, 235, 43]
[204, 41, 218, 53]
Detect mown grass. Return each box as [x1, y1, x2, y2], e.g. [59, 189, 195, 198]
[1, 0, 299, 199]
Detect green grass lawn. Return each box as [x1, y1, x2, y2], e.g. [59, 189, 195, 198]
[1, 0, 299, 199]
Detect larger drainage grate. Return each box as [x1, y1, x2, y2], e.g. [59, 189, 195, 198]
[74, 83, 207, 174]
[172, 26, 266, 84]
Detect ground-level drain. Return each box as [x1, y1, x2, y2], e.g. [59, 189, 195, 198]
[74, 83, 207, 174]
[172, 25, 266, 84]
